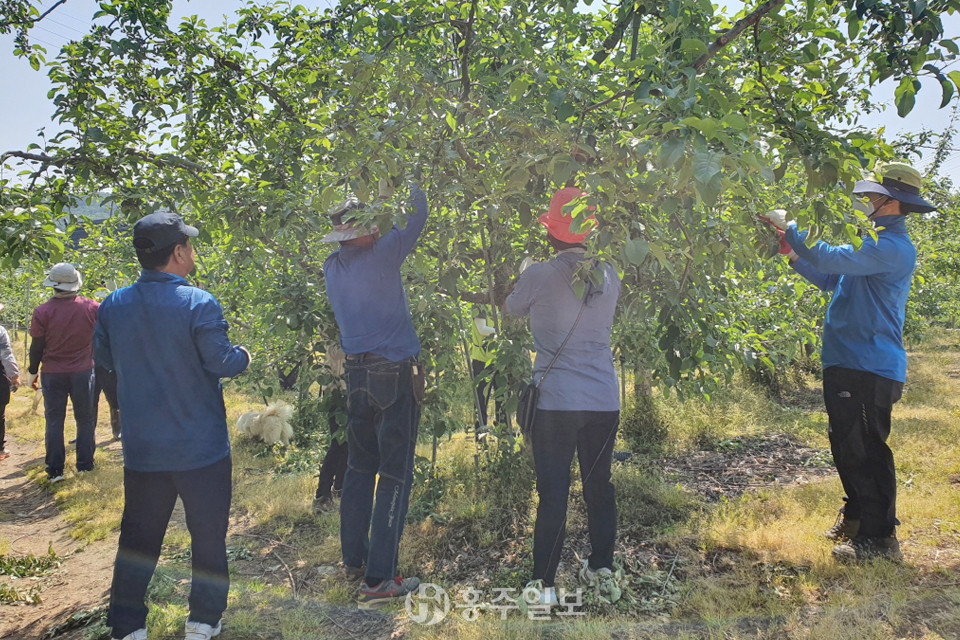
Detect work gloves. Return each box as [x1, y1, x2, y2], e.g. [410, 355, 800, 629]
[27, 372, 38, 390]
[759, 211, 798, 260]
[758, 209, 793, 230]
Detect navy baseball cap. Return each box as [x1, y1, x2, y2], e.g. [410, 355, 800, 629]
[133, 212, 199, 253]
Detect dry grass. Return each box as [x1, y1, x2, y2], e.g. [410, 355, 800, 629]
[6, 329, 960, 639]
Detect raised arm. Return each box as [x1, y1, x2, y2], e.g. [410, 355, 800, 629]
[785, 226, 899, 276]
[377, 185, 429, 265]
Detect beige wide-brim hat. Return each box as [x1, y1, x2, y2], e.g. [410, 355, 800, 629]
[43, 263, 82, 291]
[320, 197, 379, 243]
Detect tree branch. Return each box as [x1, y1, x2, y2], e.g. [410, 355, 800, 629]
[592, 2, 637, 65]
[581, 0, 786, 116]
[212, 54, 300, 122]
[1, 147, 209, 184]
[0, 0, 71, 29]
[692, 0, 786, 71]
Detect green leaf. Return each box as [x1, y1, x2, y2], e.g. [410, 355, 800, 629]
[624, 237, 649, 265]
[680, 38, 707, 56]
[894, 77, 918, 117]
[659, 138, 685, 168]
[720, 113, 747, 130]
[940, 78, 954, 109]
[556, 102, 575, 121]
[692, 150, 722, 184]
[949, 70, 960, 92]
[445, 112, 457, 132]
[508, 76, 528, 101]
[941, 39, 959, 56]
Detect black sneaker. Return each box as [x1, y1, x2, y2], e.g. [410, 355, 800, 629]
[343, 565, 365, 581]
[357, 577, 420, 610]
[824, 505, 860, 542]
[312, 496, 336, 514]
[832, 535, 902, 562]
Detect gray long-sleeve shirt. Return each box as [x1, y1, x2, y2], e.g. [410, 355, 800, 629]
[0, 326, 21, 381]
[505, 249, 621, 412]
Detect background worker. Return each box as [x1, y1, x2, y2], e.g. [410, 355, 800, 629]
[27, 263, 99, 482]
[0, 303, 21, 461]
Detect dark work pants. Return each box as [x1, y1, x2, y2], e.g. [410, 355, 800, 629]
[823, 367, 903, 538]
[532, 409, 619, 587]
[471, 359, 504, 428]
[340, 357, 420, 583]
[0, 382, 9, 450]
[107, 455, 232, 639]
[317, 389, 348, 500]
[42, 368, 96, 475]
[93, 365, 120, 427]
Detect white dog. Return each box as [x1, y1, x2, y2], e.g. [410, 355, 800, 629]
[236, 402, 294, 446]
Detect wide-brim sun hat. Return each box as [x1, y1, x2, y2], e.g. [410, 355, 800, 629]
[538, 187, 597, 243]
[320, 197, 379, 243]
[852, 161, 936, 213]
[43, 263, 82, 291]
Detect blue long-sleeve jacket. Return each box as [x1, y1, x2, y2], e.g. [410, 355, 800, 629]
[323, 187, 428, 361]
[785, 214, 916, 382]
[94, 270, 249, 471]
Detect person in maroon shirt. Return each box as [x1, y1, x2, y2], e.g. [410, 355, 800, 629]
[26, 263, 99, 482]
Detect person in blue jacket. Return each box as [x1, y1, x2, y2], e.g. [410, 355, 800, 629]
[322, 183, 427, 609]
[762, 161, 937, 562]
[95, 212, 250, 640]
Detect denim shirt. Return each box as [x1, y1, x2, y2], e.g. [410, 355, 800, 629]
[323, 189, 428, 361]
[786, 215, 916, 382]
[505, 250, 621, 411]
[94, 270, 249, 472]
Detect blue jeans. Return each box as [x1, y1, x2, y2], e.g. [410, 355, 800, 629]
[42, 368, 96, 476]
[108, 455, 232, 638]
[340, 356, 421, 582]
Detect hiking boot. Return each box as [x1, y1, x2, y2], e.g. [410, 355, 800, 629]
[832, 535, 903, 563]
[119, 629, 147, 640]
[48, 472, 64, 484]
[357, 577, 421, 609]
[184, 619, 221, 640]
[824, 505, 860, 542]
[343, 564, 365, 581]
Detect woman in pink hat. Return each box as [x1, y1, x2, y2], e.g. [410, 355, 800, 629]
[505, 187, 622, 604]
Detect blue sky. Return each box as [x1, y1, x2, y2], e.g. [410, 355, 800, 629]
[2, 0, 959, 179]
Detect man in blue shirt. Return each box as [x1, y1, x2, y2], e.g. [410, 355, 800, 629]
[322, 185, 427, 608]
[95, 212, 250, 640]
[763, 162, 936, 562]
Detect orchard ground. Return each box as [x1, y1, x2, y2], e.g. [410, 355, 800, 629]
[1, 331, 959, 640]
